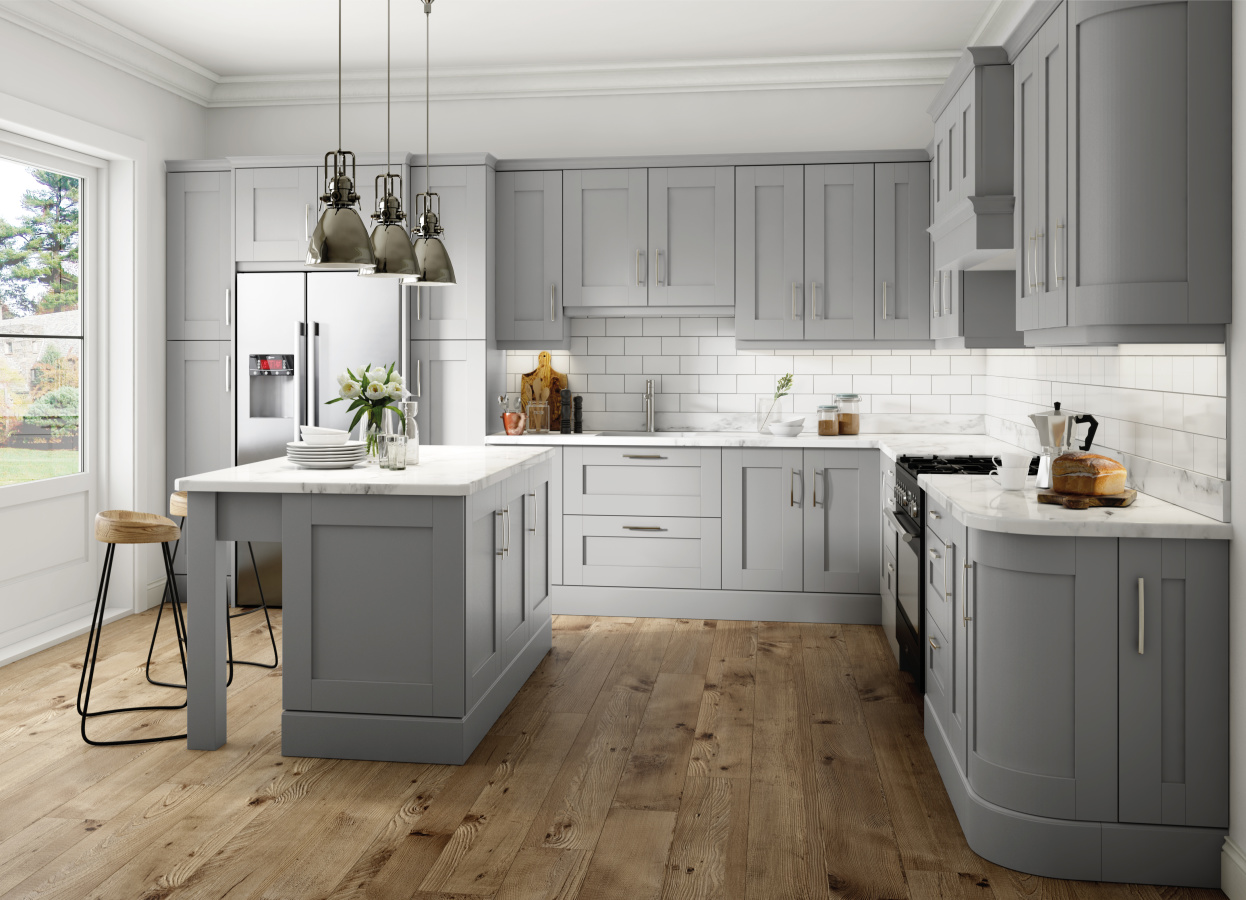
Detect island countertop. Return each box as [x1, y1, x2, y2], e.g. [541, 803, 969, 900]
[175, 445, 556, 496]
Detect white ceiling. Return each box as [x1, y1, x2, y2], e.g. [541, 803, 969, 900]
[71, 0, 998, 76]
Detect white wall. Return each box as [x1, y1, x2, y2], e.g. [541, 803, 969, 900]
[1223, 3, 1246, 894]
[0, 18, 207, 619]
[204, 86, 938, 159]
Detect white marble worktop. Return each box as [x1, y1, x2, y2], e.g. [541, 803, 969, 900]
[175, 446, 555, 496]
[920, 474, 1233, 540]
[485, 430, 1028, 463]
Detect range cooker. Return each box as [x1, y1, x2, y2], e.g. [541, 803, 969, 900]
[886, 454, 1039, 688]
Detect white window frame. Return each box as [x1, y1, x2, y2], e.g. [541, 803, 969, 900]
[0, 132, 104, 511]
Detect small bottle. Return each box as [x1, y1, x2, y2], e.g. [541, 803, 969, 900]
[835, 394, 861, 435]
[400, 400, 419, 466]
[817, 405, 839, 436]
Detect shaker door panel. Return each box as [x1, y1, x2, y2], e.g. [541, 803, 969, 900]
[497, 170, 563, 342]
[235, 166, 318, 262]
[167, 171, 232, 340]
[648, 166, 734, 307]
[409, 165, 489, 340]
[874, 162, 931, 340]
[721, 448, 803, 592]
[735, 165, 804, 340]
[563, 168, 648, 307]
[805, 164, 874, 340]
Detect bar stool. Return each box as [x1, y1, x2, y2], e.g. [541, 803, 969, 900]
[78, 510, 187, 746]
[145, 492, 278, 690]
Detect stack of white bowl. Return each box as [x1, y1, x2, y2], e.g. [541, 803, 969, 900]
[287, 427, 365, 469]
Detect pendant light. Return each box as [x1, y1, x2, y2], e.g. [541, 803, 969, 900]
[411, 0, 456, 286]
[306, 0, 377, 270]
[361, 0, 418, 278]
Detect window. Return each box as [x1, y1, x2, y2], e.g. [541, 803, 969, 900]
[0, 154, 82, 487]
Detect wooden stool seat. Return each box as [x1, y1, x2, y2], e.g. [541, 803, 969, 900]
[169, 491, 188, 518]
[94, 510, 180, 545]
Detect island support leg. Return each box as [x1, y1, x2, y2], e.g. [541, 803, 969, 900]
[187, 490, 228, 749]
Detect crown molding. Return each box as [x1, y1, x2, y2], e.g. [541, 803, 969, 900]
[0, 0, 217, 105]
[0, 1, 962, 109]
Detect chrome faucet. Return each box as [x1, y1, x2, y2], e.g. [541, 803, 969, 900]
[644, 379, 656, 433]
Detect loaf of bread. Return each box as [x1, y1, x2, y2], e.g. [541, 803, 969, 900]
[1052, 452, 1127, 496]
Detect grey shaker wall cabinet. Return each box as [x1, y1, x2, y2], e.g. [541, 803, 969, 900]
[933, 271, 1025, 348]
[927, 48, 1016, 272]
[1015, 0, 1232, 345]
[1014, 3, 1068, 333]
[408, 165, 493, 342]
[924, 527, 1229, 887]
[734, 165, 804, 341]
[562, 168, 648, 308]
[804, 164, 876, 340]
[873, 162, 931, 340]
[234, 166, 319, 262]
[648, 166, 734, 307]
[495, 170, 564, 344]
[167, 171, 233, 340]
[409, 339, 504, 445]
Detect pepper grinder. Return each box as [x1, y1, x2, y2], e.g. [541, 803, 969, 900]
[560, 388, 572, 434]
[573, 395, 583, 433]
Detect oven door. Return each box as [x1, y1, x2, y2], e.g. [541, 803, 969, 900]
[884, 507, 923, 686]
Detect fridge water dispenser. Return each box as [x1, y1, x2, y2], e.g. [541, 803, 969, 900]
[248, 354, 295, 419]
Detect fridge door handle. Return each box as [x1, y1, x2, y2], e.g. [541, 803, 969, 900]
[297, 322, 308, 436]
[312, 321, 321, 427]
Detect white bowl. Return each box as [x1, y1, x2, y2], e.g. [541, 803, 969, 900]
[300, 432, 350, 446]
[301, 425, 347, 435]
[769, 422, 805, 437]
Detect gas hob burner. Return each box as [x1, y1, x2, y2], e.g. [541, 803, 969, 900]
[897, 454, 1040, 477]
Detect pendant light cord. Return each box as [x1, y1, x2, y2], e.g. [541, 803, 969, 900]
[338, 0, 342, 153]
[425, 1, 430, 192]
[386, 0, 391, 177]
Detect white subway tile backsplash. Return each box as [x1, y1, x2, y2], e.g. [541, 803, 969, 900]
[507, 320, 1226, 495]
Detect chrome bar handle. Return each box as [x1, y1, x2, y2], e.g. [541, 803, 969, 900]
[932, 276, 940, 318]
[1137, 577, 1145, 654]
[503, 506, 511, 556]
[550, 285, 557, 322]
[882, 281, 889, 320]
[944, 273, 951, 315]
[790, 468, 795, 507]
[225, 355, 231, 393]
[528, 492, 537, 534]
[225, 287, 231, 327]
[929, 511, 941, 521]
[811, 282, 819, 320]
[654, 248, 662, 286]
[944, 542, 953, 598]
[1027, 231, 1035, 292]
[1035, 230, 1045, 289]
[415, 287, 421, 321]
[312, 322, 321, 427]
[928, 548, 940, 560]
[495, 510, 504, 557]
[963, 560, 972, 627]
[416, 359, 421, 398]
[1055, 220, 1065, 285]
[813, 469, 820, 507]
[929, 637, 940, 651]
[636, 250, 642, 286]
[623, 525, 666, 532]
[792, 282, 797, 320]
[623, 454, 665, 460]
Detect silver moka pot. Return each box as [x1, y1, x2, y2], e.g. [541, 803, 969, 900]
[1029, 402, 1099, 489]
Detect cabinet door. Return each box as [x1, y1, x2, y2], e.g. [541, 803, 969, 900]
[735, 166, 803, 340]
[235, 167, 318, 262]
[499, 474, 529, 667]
[1067, 0, 1199, 326]
[1014, 35, 1041, 330]
[166, 340, 234, 577]
[1118, 539, 1228, 829]
[802, 449, 878, 594]
[966, 532, 1117, 823]
[496, 170, 563, 342]
[874, 162, 930, 340]
[465, 484, 503, 709]
[1036, 4, 1068, 328]
[167, 171, 232, 340]
[526, 463, 553, 631]
[804, 164, 874, 340]
[721, 448, 803, 592]
[648, 166, 733, 307]
[409, 340, 495, 445]
[563, 168, 647, 307]
[409, 165, 490, 340]
[926, 523, 968, 772]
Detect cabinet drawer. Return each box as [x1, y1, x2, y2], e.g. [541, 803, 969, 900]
[925, 528, 954, 639]
[925, 495, 952, 546]
[882, 541, 898, 602]
[564, 447, 721, 517]
[563, 515, 721, 590]
[925, 613, 953, 741]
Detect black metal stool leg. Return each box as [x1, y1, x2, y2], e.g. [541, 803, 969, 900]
[145, 518, 187, 688]
[227, 542, 279, 672]
[78, 541, 188, 747]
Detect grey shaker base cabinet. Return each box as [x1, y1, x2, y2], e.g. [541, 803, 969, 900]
[924, 529, 1228, 887]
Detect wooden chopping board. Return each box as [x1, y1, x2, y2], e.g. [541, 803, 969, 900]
[520, 351, 568, 422]
[1037, 489, 1137, 510]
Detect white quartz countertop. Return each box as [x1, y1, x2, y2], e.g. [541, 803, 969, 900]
[920, 474, 1232, 540]
[175, 446, 555, 496]
[484, 430, 1028, 462]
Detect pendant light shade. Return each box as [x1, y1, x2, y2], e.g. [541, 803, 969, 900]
[307, 0, 376, 270]
[361, 0, 417, 279]
[411, 0, 456, 286]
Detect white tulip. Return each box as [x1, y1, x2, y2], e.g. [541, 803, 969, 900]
[339, 381, 361, 400]
[365, 381, 387, 400]
[335, 372, 351, 387]
[385, 381, 404, 400]
[389, 371, 403, 386]
[367, 366, 389, 383]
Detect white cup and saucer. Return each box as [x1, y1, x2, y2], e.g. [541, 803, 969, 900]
[990, 451, 1032, 491]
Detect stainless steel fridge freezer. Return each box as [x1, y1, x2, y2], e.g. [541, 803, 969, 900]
[234, 271, 402, 606]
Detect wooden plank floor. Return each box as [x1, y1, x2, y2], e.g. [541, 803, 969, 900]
[0, 610, 1226, 900]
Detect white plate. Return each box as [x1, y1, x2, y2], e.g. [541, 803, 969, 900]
[287, 440, 364, 450]
[287, 458, 365, 469]
[287, 452, 366, 460]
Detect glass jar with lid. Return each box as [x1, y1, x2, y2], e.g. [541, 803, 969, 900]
[817, 405, 839, 436]
[835, 394, 861, 435]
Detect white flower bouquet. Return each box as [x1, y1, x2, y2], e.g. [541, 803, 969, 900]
[325, 362, 406, 457]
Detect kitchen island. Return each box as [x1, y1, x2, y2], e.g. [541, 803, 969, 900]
[176, 446, 555, 764]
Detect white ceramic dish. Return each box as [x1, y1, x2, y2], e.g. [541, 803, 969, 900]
[300, 426, 348, 435]
[287, 451, 365, 460]
[287, 458, 365, 469]
[287, 440, 364, 450]
[768, 422, 805, 437]
[300, 432, 351, 446]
